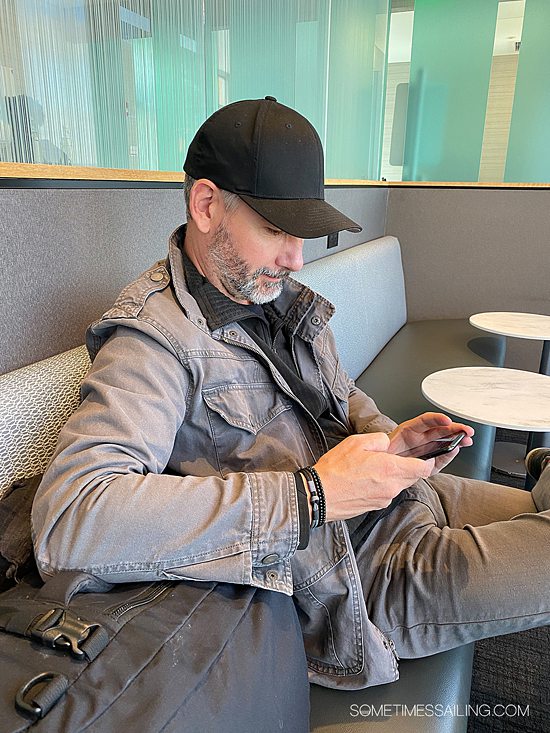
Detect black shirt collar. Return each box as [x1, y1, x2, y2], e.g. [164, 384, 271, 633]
[175, 225, 317, 339]
[181, 249, 266, 331]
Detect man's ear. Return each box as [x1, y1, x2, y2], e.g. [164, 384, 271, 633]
[188, 179, 222, 234]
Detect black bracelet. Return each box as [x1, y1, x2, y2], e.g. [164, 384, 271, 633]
[297, 470, 318, 528]
[302, 466, 326, 528]
[293, 471, 311, 549]
[300, 468, 319, 529]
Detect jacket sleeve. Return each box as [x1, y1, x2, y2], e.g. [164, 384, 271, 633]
[347, 380, 398, 435]
[32, 327, 300, 595]
[323, 325, 397, 435]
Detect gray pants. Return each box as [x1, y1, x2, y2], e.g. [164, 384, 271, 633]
[356, 469, 550, 658]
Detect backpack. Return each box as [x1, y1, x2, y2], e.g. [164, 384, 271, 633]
[0, 478, 310, 732]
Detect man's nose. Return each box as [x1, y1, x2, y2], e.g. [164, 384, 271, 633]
[276, 236, 304, 273]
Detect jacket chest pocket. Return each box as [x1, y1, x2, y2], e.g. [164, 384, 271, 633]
[202, 383, 306, 475]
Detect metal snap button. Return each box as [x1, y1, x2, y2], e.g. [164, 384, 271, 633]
[311, 316, 321, 326]
[261, 553, 280, 565]
[266, 570, 279, 582]
[228, 330, 239, 339]
[149, 272, 164, 282]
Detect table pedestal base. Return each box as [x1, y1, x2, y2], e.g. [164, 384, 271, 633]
[492, 441, 526, 479]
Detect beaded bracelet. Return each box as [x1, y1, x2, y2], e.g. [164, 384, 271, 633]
[306, 466, 327, 526]
[301, 466, 327, 528]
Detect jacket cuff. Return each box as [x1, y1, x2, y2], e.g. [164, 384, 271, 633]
[248, 471, 299, 594]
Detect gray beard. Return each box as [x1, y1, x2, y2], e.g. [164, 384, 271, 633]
[209, 221, 289, 304]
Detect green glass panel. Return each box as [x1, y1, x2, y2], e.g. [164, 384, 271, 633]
[225, 0, 300, 106]
[505, 0, 550, 183]
[150, 1, 206, 171]
[132, 38, 158, 170]
[221, 0, 329, 139]
[85, 0, 129, 169]
[214, 0, 389, 180]
[294, 17, 329, 138]
[5, 0, 96, 167]
[325, 0, 389, 180]
[403, 0, 498, 181]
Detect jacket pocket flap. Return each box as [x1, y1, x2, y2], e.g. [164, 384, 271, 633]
[203, 384, 291, 435]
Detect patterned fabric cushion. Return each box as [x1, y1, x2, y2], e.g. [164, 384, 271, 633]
[0, 346, 90, 498]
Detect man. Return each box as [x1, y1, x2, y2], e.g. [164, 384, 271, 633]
[33, 98, 550, 695]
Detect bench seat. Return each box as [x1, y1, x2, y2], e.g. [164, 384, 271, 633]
[310, 645, 475, 733]
[356, 319, 506, 480]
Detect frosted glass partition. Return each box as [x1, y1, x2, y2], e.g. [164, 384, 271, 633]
[0, 0, 389, 179]
[403, 0, 499, 181]
[325, 0, 388, 180]
[504, 0, 550, 183]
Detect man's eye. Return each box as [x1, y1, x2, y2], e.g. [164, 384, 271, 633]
[267, 228, 283, 236]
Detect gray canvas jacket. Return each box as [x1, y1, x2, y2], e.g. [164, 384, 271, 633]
[33, 226, 400, 689]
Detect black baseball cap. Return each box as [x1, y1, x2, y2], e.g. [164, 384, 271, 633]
[183, 96, 362, 239]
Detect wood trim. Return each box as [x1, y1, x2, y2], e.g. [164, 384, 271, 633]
[386, 181, 550, 188]
[0, 162, 184, 182]
[1, 163, 550, 188]
[324, 179, 388, 186]
[326, 178, 550, 188]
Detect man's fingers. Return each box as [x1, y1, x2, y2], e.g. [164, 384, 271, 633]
[354, 432, 391, 452]
[409, 412, 453, 429]
[397, 455, 435, 479]
[430, 447, 461, 474]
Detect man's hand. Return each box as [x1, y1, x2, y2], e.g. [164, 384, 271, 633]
[312, 432, 435, 522]
[387, 412, 474, 475]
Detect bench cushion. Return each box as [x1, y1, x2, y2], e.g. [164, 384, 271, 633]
[295, 237, 407, 379]
[0, 346, 90, 498]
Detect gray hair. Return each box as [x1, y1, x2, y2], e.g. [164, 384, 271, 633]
[183, 175, 240, 219]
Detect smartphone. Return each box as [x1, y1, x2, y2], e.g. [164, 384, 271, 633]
[397, 431, 467, 460]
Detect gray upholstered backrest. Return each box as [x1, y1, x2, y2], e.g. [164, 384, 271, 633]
[294, 237, 407, 379]
[0, 346, 91, 497]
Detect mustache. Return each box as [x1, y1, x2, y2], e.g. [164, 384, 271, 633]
[254, 267, 291, 279]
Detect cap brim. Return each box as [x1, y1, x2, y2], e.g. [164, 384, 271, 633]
[238, 195, 362, 239]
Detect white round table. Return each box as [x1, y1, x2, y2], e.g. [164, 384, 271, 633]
[469, 312, 550, 375]
[469, 312, 550, 482]
[422, 367, 550, 431]
[422, 367, 550, 486]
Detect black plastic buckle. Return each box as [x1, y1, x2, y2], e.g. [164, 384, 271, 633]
[30, 608, 101, 659]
